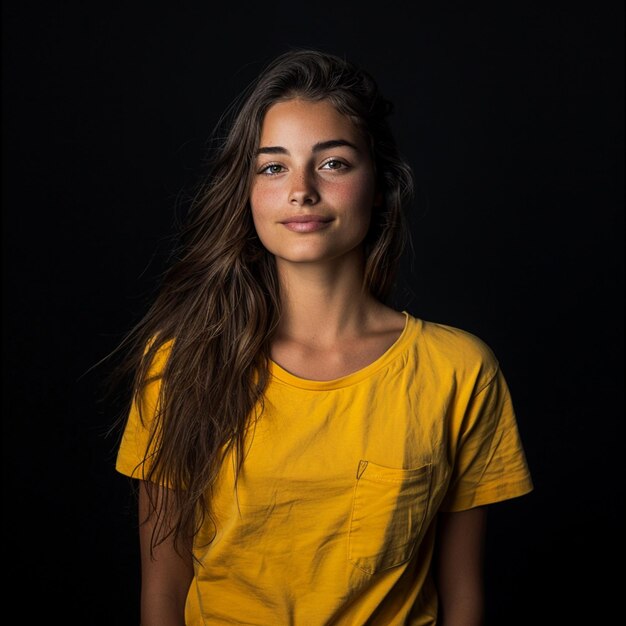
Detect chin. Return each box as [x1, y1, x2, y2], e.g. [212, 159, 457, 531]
[277, 248, 364, 266]
[275, 253, 333, 264]
[263, 240, 367, 266]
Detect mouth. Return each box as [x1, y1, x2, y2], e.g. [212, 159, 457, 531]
[280, 215, 333, 224]
[280, 215, 334, 233]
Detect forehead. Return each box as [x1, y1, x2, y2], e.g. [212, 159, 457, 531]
[259, 99, 364, 147]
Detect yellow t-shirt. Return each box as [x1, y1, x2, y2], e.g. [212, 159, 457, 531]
[116, 312, 533, 625]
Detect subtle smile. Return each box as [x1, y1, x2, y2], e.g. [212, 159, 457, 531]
[280, 215, 334, 233]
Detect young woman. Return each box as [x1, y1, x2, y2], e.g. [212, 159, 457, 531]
[115, 49, 533, 625]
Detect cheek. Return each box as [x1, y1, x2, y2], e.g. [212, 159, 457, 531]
[340, 166, 375, 201]
[250, 185, 276, 232]
[334, 177, 376, 222]
[340, 183, 374, 211]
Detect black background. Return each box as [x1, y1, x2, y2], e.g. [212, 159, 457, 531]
[2, 2, 623, 624]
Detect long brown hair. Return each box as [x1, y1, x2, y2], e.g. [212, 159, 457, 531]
[114, 48, 414, 553]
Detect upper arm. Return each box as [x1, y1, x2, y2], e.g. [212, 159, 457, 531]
[138, 480, 194, 626]
[435, 506, 488, 626]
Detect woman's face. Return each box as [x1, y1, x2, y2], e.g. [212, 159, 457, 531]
[250, 98, 377, 266]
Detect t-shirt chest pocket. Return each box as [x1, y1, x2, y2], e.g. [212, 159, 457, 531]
[348, 460, 433, 575]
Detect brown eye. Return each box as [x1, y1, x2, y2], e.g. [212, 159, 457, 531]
[322, 159, 347, 171]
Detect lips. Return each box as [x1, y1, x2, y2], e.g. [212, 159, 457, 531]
[280, 215, 334, 233]
[280, 215, 333, 224]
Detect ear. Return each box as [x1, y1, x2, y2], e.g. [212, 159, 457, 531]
[374, 191, 384, 207]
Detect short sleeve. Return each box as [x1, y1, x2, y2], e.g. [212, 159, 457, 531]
[115, 342, 170, 480]
[439, 367, 533, 512]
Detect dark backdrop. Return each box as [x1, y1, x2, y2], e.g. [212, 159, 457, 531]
[2, 2, 623, 624]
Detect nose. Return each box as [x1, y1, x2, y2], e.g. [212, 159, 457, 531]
[289, 169, 320, 206]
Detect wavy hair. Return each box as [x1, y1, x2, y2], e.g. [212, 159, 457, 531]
[114, 48, 414, 554]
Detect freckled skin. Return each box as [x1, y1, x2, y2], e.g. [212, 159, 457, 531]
[250, 99, 377, 265]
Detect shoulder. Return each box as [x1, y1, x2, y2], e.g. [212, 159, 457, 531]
[409, 316, 500, 388]
[143, 336, 175, 377]
[418, 319, 497, 366]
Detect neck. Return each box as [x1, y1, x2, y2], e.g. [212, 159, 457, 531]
[275, 249, 385, 346]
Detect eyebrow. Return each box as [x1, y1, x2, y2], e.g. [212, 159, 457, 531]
[256, 139, 360, 156]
